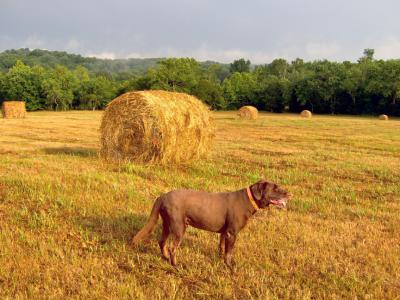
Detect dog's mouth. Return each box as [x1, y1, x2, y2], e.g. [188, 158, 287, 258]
[269, 194, 291, 209]
[269, 198, 287, 209]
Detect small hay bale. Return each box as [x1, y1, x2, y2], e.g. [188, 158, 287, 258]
[300, 110, 312, 118]
[100, 90, 214, 164]
[238, 106, 258, 120]
[1, 101, 26, 118]
[379, 114, 389, 120]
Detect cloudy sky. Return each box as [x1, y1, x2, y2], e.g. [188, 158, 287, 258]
[1, 0, 400, 63]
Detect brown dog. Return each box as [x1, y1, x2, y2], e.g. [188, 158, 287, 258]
[132, 180, 291, 267]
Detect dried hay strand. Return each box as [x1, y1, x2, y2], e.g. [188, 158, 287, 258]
[100, 90, 214, 164]
[1, 101, 26, 118]
[379, 114, 389, 120]
[300, 110, 312, 118]
[238, 106, 258, 120]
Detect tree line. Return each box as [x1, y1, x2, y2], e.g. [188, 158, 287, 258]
[0, 48, 399, 116]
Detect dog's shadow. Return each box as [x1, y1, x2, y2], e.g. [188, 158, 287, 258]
[77, 213, 220, 261]
[78, 213, 148, 244]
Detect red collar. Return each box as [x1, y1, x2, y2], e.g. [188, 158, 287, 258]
[246, 187, 259, 212]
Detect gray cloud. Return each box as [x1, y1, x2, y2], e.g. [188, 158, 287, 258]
[1, 0, 400, 63]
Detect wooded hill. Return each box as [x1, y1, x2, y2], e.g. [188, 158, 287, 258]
[0, 48, 161, 77]
[0, 48, 230, 80]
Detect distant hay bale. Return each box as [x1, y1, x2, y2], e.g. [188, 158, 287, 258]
[100, 90, 214, 164]
[238, 106, 258, 120]
[1, 101, 26, 118]
[300, 110, 312, 118]
[379, 114, 389, 120]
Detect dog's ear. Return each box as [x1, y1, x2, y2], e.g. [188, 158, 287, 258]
[250, 180, 268, 201]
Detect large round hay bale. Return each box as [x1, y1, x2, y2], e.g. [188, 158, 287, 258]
[100, 90, 214, 164]
[238, 106, 258, 119]
[379, 114, 389, 120]
[1, 101, 26, 118]
[300, 110, 312, 118]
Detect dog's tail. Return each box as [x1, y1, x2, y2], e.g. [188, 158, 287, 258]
[131, 196, 163, 245]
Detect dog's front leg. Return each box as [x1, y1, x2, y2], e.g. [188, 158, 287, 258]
[219, 233, 226, 256]
[224, 231, 236, 268]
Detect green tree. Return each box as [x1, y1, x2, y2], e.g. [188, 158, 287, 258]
[255, 76, 290, 112]
[42, 65, 75, 110]
[82, 76, 115, 110]
[293, 61, 344, 114]
[192, 79, 226, 110]
[204, 63, 224, 83]
[363, 48, 375, 61]
[378, 60, 400, 105]
[73, 66, 91, 107]
[3, 60, 36, 101]
[341, 63, 362, 106]
[291, 58, 305, 70]
[323, 62, 345, 114]
[2, 60, 47, 110]
[363, 60, 400, 113]
[117, 75, 152, 95]
[0, 71, 5, 102]
[148, 58, 201, 93]
[29, 65, 47, 110]
[223, 72, 257, 108]
[229, 58, 251, 73]
[268, 59, 289, 78]
[206, 63, 230, 82]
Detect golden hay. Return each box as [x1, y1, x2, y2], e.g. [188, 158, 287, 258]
[237, 106, 258, 120]
[100, 90, 214, 164]
[379, 114, 389, 120]
[1, 101, 26, 118]
[300, 110, 312, 118]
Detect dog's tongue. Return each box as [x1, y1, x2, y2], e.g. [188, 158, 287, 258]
[270, 199, 286, 208]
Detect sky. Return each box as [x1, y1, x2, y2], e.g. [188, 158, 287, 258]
[1, 0, 400, 63]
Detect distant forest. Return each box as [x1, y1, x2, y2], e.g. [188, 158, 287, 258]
[0, 48, 399, 116]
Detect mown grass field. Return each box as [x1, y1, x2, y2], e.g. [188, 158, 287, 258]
[0, 111, 399, 299]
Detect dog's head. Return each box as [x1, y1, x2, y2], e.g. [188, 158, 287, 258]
[250, 179, 292, 209]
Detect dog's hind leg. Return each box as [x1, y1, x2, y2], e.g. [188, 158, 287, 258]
[168, 220, 186, 266]
[219, 233, 226, 257]
[159, 219, 170, 260]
